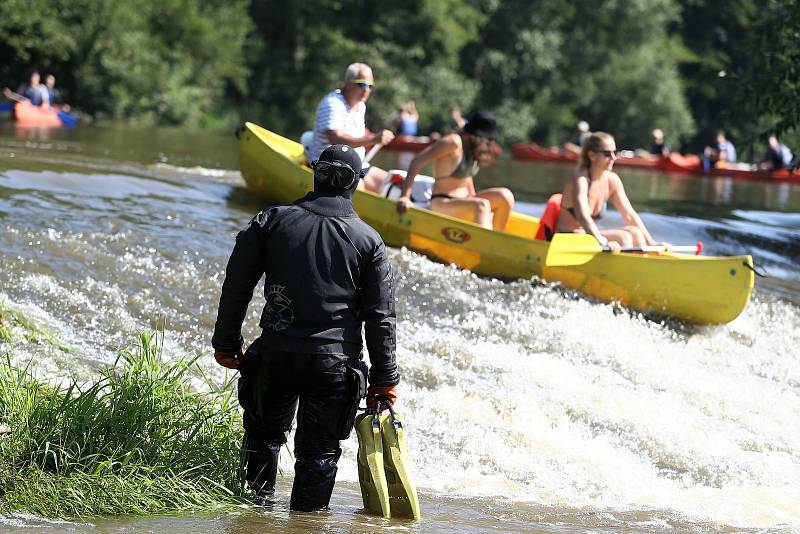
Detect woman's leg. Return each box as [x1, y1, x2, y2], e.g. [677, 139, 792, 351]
[622, 225, 648, 247]
[601, 228, 634, 247]
[475, 187, 515, 230]
[430, 197, 492, 228]
[362, 166, 388, 193]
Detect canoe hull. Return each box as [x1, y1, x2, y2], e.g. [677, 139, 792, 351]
[240, 123, 753, 325]
[11, 102, 77, 127]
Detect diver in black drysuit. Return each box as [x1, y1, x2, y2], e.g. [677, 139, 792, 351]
[211, 144, 399, 511]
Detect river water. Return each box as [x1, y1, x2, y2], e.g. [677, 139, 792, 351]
[1, 124, 799, 533]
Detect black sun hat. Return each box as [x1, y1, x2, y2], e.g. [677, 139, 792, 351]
[464, 110, 499, 140]
[316, 144, 362, 175]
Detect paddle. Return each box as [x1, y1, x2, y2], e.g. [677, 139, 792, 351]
[4, 89, 77, 126]
[364, 142, 384, 164]
[363, 110, 404, 165]
[545, 233, 702, 267]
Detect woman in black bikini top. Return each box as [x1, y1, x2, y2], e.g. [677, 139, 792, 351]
[429, 143, 482, 200]
[554, 131, 667, 250]
[395, 110, 515, 231]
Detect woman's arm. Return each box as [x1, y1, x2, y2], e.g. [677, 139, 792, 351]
[396, 135, 458, 213]
[571, 174, 605, 243]
[608, 174, 657, 245]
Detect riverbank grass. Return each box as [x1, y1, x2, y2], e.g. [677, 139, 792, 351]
[0, 331, 248, 517]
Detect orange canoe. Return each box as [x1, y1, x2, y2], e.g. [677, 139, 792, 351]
[13, 102, 63, 127]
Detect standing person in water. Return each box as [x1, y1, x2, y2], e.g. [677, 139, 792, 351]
[395, 110, 514, 230]
[555, 132, 668, 251]
[212, 145, 399, 511]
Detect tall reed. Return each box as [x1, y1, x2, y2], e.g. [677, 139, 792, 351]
[0, 331, 248, 517]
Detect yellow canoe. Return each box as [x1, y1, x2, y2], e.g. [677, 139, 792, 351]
[239, 122, 754, 325]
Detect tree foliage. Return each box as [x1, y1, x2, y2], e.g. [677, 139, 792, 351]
[0, 0, 797, 153]
[736, 0, 800, 137]
[0, 0, 250, 126]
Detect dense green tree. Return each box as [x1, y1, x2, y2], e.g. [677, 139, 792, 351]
[0, 0, 796, 159]
[244, 0, 483, 137]
[466, 0, 695, 148]
[1, 0, 250, 126]
[735, 0, 800, 154]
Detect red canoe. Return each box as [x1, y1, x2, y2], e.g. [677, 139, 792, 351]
[511, 142, 800, 184]
[13, 102, 63, 127]
[385, 134, 434, 152]
[380, 134, 503, 156]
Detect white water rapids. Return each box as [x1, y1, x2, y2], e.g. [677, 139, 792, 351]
[1, 142, 798, 531]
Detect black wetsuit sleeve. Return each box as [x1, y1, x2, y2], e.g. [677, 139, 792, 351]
[360, 240, 399, 387]
[211, 218, 267, 353]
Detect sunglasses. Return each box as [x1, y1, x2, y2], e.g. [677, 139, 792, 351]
[593, 149, 617, 157]
[313, 160, 360, 190]
[351, 78, 374, 89]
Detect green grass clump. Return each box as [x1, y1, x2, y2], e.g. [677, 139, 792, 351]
[0, 331, 248, 517]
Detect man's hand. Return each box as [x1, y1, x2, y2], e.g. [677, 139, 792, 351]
[396, 197, 413, 215]
[375, 129, 395, 146]
[214, 346, 244, 369]
[366, 385, 397, 412]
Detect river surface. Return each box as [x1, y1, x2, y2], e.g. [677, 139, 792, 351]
[0, 123, 799, 533]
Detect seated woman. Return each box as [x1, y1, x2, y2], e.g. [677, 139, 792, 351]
[555, 131, 667, 251]
[398, 100, 419, 136]
[395, 110, 514, 230]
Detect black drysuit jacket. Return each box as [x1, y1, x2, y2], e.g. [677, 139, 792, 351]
[212, 191, 399, 388]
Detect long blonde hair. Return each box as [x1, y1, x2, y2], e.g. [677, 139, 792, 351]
[578, 131, 615, 169]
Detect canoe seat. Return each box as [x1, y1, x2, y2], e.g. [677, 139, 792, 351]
[380, 170, 433, 208]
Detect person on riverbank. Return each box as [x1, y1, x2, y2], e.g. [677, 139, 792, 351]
[306, 63, 395, 193]
[759, 135, 793, 171]
[212, 144, 399, 511]
[554, 131, 667, 250]
[395, 110, 514, 230]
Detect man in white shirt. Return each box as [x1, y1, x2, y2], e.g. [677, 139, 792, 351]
[307, 63, 394, 193]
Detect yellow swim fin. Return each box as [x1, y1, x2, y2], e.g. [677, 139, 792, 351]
[355, 410, 391, 517]
[380, 403, 421, 520]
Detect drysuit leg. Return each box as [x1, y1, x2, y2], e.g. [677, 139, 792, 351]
[241, 433, 283, 497]
[289, 355, 356, 512]
[238, 344, 298, 497]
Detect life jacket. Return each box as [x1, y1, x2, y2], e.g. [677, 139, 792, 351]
[534, 193, 562, 241]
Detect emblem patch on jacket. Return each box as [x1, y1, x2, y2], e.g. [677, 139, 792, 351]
[264, 284, 294, 331]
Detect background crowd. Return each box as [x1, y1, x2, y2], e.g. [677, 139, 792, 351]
[1, 0, 798, 158]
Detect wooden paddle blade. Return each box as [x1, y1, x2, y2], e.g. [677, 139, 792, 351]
[544, 233, 603, 267]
